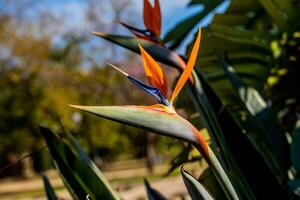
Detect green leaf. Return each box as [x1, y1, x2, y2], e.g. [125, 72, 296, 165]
[70, 105, 199, 145]
[198, 168, 227, 199]
[39, 126, 119, 200]
[163, 11, 205, 49]
[197, 71, 288, 199]
[272, 0, 300, 29]
[166, 145, 202, 175]
[258, 0, 300, 31]
[212, 14, 253, 26]
[219, 56, 267, 115]
[220, 56, 289, 179]
[291, 121, 300, 173]
[197, 51, 271, 67]
[41, 172, 58, 200]
[207, 146, 239, 200]
[223, 0, 259, 13]
[208, 29, 269, 51]
[187, 72, 256, 199]
[209, 24, 271, 41]
[288, 179, 300, 198]
[164, 0, 223, 49]
[144, 179, 167, 200]
[193, 29, 271, 62]
[181, 167, 215, 200]
[257, 0, 289, 29]
[93, 33, 185, 70]
[188, 26, 274, 133]
[188, 0, 223, 7]
[70, 105, 239, 200]
[208, 0, 259, 26]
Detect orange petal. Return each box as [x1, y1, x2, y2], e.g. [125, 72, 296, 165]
[169, 28, 201, 104]
[143, 0, 161, 36]
[138, 104, 175, 114]
[143, 0, 153, 33]
[153, 0, 162, 35]
[139, 45, 168, 97]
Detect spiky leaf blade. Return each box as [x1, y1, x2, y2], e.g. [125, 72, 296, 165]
[93, 33, 186, 70]
[71, 105, 239, 200]
[41, 173, 58, 200]
[144, 179, 167, 200]
[181, 167, 215, 200]
[39, 126, 119, 200]
[70, 105, 199, 145]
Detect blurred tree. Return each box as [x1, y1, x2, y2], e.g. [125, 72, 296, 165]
[0, 0, 173, 177]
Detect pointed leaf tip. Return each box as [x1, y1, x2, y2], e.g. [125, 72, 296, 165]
[41, 172, 58, 200]
[40, 127, 119, 200]
[91, 31, 105, 37]
[139, 45, 168, 97]
[144, 179, 167, 200]
[181, 167, 214, 200]
[69, 104, 78, 108]
[93, 33, 186, 70]
[170, 28, 201, 103]
[69, 104, 84, 110]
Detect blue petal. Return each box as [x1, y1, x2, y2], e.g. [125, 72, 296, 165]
[128, 76, 169, 106]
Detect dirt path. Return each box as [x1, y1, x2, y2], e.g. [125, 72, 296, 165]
[0, 163, 198, 200]
[118, 175, 190, 200]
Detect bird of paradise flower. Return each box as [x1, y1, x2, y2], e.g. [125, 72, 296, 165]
[70, 29, 239, 200]
[71, 29, 203, 154]
[119, 0, 162, 44]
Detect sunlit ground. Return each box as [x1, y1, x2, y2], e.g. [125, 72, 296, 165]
[0, 158, 205, 200]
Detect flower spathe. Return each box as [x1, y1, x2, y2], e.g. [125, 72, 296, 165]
[70, 29, 208, 155]
[116, 0, 162, 43]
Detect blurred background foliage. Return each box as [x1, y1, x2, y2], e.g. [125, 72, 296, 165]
[0, 0, 181, 177]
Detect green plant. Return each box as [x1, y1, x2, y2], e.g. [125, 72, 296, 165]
[39, 0, 300, 199]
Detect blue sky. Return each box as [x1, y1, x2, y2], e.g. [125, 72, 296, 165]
[13, 0, 229, 65]
[34, 0, 229, 37]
